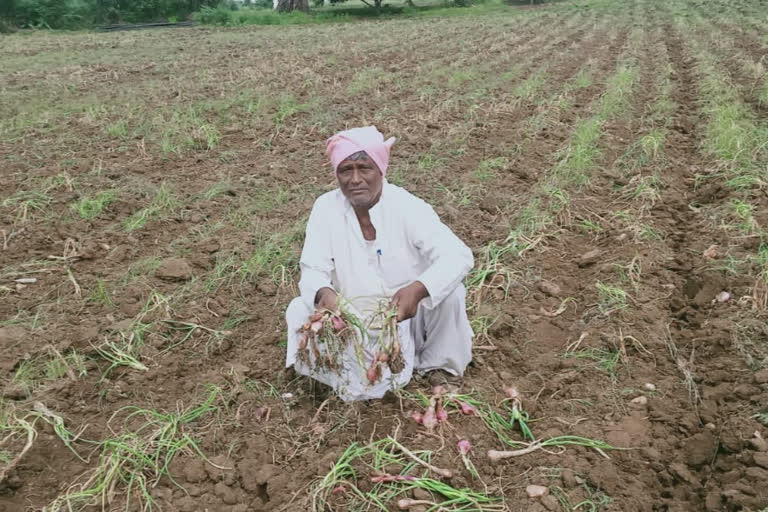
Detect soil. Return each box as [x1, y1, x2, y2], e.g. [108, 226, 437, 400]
[1, 1, 768, 511]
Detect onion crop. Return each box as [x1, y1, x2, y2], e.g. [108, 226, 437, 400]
[296, 305, 367, 376]
[410, 386, 448, 432]
[457, 439, 479, 479]
[297, 299, 408, 386]
[487, 435, 616, 462]
[371, 301, 405, 375]
[502, 385, 534, 441]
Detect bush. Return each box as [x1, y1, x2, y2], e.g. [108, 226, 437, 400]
[2, 0, 225, 29]
[13, 0, 93, 29]
[0, 18, 15, 33]
[196, 5, 234, 24]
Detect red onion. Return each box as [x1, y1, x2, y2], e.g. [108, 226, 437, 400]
[436, 401, 448, 422]
[457, 439, 471, 456]
[331, 315, 346, 331]
[456, 400, 477, 415]
[421, 407, 438, 431]
[367, 364, 379, 384]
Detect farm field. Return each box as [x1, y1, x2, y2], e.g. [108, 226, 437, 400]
[2, 0, 768, 510]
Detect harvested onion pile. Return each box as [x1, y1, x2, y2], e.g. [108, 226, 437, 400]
[366, 304, 405, 384]
[297, 301, 406, 385]
[297, 308, 365, 372]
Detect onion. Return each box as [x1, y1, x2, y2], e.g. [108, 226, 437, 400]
[376, 351, 389, 363]
[331, 315, 346, 331]
[366, 364, 379, 384]
[504, 385, 520, 400]
[421, 408, 438, 431]
[456, 400, 477, 415]
[398, 498, 432, 510]
[298, 333, 308, 350]
[436, 401, 448, 422]
[310, 320, 323, 333]
[371, 474, 416, 483]
[457, 439, 471, 456]
[411, 411, 423, 424]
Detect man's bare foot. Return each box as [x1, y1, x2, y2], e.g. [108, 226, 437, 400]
[426, 369, 462, 389]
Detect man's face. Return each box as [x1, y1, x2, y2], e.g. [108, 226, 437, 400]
[337, 152, 383, 209]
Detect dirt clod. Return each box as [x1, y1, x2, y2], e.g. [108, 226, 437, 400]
[182, 459, 207, 483]
[560, 468, 577, 488]
[577, 249, 602, 267]
[214, 481, 240, 505]
[537, 280, 562, 297]
[684, 431, 717, 468]
[541, 495, 560, 511]
[2, 384, 27, 400]
[754, 369, 768, 384]
[156, 258, 193, 281]
[412, 488, 432, 501]
[749, 434, 768, 452]
[754, 452, 768, 469]
[669, 463, 700, 487]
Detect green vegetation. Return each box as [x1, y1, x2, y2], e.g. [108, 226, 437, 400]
[311, 438, 505, 512]
[122, 183, 180, 232]
[1, 0, 222, 29]
[3, 0, 768, 508]
[197, 0, 508, 27]
[71, 190, 118, 220]
[46, 387, 222, 511]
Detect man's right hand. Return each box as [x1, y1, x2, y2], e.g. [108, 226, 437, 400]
[315, 287, 339, 312]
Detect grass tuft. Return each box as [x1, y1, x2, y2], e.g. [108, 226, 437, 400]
[71, 190, 118, 220]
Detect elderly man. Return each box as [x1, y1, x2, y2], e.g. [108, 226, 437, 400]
[285, 126, 474, 400]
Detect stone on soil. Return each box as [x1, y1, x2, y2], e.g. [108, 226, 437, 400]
[526, 485, 549, 498]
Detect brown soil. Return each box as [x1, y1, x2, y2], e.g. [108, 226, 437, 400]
[1, 1, 768, 511]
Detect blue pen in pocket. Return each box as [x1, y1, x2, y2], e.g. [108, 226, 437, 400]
[376, 248, 382, 266]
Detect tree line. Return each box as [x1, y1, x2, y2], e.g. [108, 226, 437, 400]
[0, 0, 224, 29]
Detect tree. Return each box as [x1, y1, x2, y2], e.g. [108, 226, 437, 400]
[276, 0, 308, 12]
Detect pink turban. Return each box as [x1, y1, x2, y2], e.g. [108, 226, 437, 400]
[326, 126, 396, 176]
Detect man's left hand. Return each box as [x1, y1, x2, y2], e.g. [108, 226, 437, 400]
[391, 281, 430, 322]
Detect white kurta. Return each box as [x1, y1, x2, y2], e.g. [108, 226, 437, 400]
[286, 181, 474, 400]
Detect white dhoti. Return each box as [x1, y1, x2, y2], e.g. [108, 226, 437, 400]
[285, 284, 473, 401]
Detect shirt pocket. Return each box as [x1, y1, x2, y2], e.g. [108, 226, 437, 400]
[378, 251, 413, 290]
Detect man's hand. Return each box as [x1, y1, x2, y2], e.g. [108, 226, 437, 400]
[391, 281, 429, 322]
[315, 287, 339, 312]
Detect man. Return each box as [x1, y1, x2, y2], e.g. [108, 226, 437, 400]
[285, 126, 474, 400]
